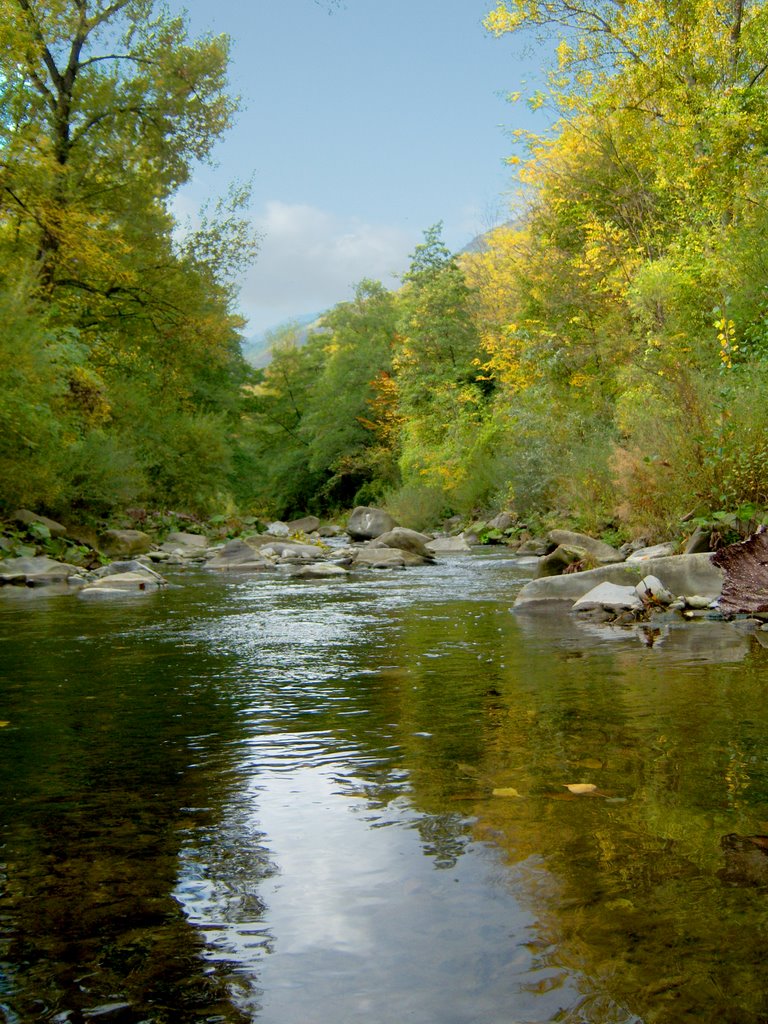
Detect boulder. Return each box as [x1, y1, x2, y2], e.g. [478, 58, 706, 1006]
[514, 553, 723, 610]
[515, 538, 552, 557]
[369, 527, 435, 560]
[684, 526, 713, 554]
[0, 556, 84, 586]
[11, 508, 68, 538]
[286, 515, 321, 534]
[317, 524, 344, 538]
[625, 543, 677, 562]
[279, 562, 348, 579]
[163, 531, 208, 550]
[547, 530, 624, 564]
[80, 571, 166, 596]
[635, 574, 674, 605]
[257, 540, 328, 561]
[353, 548, 427, 568]
[346, 506, 398, 541]
[572, 582, 644, 614]
[89, 560, 165, 583]
[426, 535, 472, 554]
[203, 538, 273, 571]
[487, 512, 515, 532]
[266, 521, 290, 537]
[99, 529, 152, 558]
[536, 545, 586, 577]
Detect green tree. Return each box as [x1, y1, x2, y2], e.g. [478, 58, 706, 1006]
[0, 0, 258, 517]
[302, 279, 398, 506]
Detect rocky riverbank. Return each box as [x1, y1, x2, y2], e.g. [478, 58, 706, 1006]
[2, 506, 766, 631]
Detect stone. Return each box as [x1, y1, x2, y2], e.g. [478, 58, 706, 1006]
[635, 574, 674, 605]
[547, 530, 625, 564]
[733, 618, 763, 634]
[98, 529, 152, 558]
[346, 506, 398, 541]
[279, 562, 348, 578]
[79, 571, 166, 595]
[536, 545, 587, 577]
[683, 594, 713, 609]
[426, 535, 472, 554]
[487, 512, 515, 532]
[163, 531, 208, 549]
[369, 527, 435, 560]
[317, 524, 344, 538]
[0, 556, 83, 586]
[89, 560, 165, 583]
[513, 553, 724, 610]
[572, 582, 644, 614]
[353, 547, 426, 568]
[286, 515, 321, 534]
[260, 540, 328, 561]
[625, 543, 677, 562]
[266, 521, 290, 537]
[203, 538, 273, 571]
[516, 538, 552, 557]
[684, 526, 713, 554]
[11, 508, 68, 538]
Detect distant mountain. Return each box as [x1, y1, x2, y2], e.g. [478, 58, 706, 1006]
[241, 312, 325, 368]
[459, 219, 521, 255]
[241, 224, 522, 368]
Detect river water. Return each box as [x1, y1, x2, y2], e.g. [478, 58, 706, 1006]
[1, 551, 767, 1023]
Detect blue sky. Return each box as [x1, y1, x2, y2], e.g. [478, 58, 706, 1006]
[169, 0, 549, 334]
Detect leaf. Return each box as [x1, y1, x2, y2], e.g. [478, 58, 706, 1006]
[564, 783, 597, 794]
[492, 787, 521, 798]
[0, 721, 9, 728]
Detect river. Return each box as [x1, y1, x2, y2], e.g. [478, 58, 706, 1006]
[0, 551, 767, 1023]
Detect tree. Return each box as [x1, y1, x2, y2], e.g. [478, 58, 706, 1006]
[0, 0, 258, 517]
[302, 279, 398, 506]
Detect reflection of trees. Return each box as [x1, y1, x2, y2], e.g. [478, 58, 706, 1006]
[461, 627, 768, 1024]
[0, 597, 271, 1023]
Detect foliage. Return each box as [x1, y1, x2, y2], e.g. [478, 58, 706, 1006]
[0, 0, 256, 520]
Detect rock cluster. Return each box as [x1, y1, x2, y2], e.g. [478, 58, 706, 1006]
[0, 505, 451, 597]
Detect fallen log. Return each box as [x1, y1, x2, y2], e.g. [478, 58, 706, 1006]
[712, 528, 768, 615]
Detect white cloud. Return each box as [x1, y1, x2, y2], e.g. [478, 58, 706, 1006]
[238, 201, 415, 334]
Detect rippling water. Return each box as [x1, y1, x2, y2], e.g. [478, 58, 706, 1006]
[1, 552, 768, 1023]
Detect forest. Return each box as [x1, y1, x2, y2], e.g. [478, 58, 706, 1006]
[3, 0, 768, 545]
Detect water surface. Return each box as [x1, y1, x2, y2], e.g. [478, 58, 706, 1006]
[1, 553, 767, 1023]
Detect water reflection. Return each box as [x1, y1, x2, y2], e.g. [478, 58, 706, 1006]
[1, 555, 768, 1022]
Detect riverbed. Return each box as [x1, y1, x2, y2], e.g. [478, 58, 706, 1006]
[1, 551, 767, 1023]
